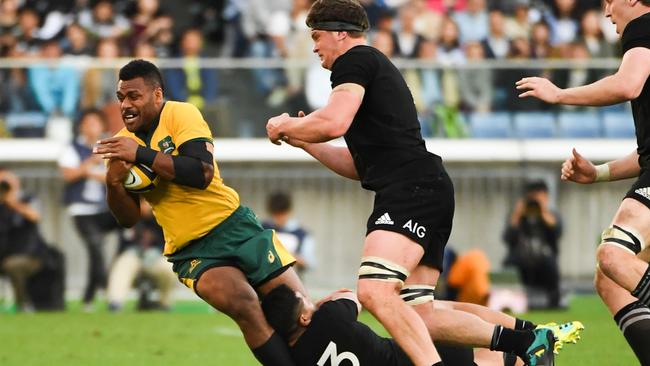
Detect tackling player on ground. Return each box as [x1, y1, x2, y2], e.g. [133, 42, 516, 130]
[93, 59, 303, 366]
[517, 1, 650, 364]
[266, 1, 557, 365]
[261, 285, 581, 366]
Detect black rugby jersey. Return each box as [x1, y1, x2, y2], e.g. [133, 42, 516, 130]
[290, 299, 411, 366]
[621, 12, 650, 169]
[330, 45, 441, 191]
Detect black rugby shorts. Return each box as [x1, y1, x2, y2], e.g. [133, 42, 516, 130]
[625, 168, 650, 210]
[366, 171, 454, 270]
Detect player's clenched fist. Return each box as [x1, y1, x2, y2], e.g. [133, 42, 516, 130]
[561, 148, 597, 184]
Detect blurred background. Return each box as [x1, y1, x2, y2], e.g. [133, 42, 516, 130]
[0, 0, 638, 314]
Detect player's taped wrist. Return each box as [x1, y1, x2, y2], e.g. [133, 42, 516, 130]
[594, 163, 610, 182]
[136, 146, 157, 167]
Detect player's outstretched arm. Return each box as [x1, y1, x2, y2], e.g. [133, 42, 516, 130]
[561, 148, 640, 184]
[267, 83, 364, 144]
[105, 159, 140, 227]
[517, 47, 650, 106]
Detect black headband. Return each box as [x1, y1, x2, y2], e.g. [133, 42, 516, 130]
[311, 21, 365, 32]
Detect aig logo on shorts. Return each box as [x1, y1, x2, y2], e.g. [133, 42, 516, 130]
[403, 219, 426, 239]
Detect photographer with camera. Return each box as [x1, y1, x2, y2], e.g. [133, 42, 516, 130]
[0, 167, 47, 312]
[503, 180, 563, 309]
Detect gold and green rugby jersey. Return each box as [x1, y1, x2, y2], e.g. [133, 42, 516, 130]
[115, 101, 240, 255]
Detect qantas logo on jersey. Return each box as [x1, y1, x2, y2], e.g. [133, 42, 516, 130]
[317, 341, 360, 366]
[403, 220, 427, 238]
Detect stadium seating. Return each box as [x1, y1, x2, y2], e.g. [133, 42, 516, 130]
[468, 112, 512, 138]
[513, 112, 557, 138]
[602, 112, 635, 138]
[5, 112, 48, 138]
[557, 112, 602, 138]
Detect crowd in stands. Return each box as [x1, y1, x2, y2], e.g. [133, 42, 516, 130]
[0, 0, 630, 138]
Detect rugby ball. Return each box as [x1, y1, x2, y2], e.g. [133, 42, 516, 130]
[123, 164, 158, 193]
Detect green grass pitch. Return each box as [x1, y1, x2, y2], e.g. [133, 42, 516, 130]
[0, 295, 636, 365]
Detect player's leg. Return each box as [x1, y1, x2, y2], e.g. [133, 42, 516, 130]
[596, 199, 650, 295]
[595, 266, 650, 365]
[196, 266, 295, 366]
[405, 265, 554, 365]
[357, 230, 442, 366]
[256, 265, 306, 297]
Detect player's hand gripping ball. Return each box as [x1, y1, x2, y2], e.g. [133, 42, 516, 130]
[123, 164, 158, 193]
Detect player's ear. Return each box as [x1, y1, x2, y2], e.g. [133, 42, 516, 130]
[154, 87, 163, 103]
[299, 312, 312, 327]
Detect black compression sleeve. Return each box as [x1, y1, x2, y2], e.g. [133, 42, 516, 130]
[178, 139, 214, 164]
[171, 140, 214, 189]
[171, 155, 206, 188]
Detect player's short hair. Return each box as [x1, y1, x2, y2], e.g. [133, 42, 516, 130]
[306, 0, 369, 38]
[267, 191, 292, 214]
[261, 284, 303, 340]
[118, 59, 165, 94]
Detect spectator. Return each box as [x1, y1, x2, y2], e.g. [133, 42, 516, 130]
[241, 0, 292, 100]
[128, 0, 168, 50]
[262, 192, 315, 278]
[80, 38, 120, 110]
[437, 17, 464, 110]
[58, 109, 118, 312]
[27, 39, 80, 119]
[530, 21, 555, 59]
[410, 0, 443, 42]
[371, 30, 395, 57]
[14, 7, 42, 56]
[482, 9, 511, 60]
[505, 0, 532, 40]
[107, 201, 176, 312]
[393, 3, 426, 58]
[1, 45, 41, 118]
[165, 29, 218, 110]
[458, 41, 493, 112]
[545, 0, 579, 46]
[77, 0, 130, 40]
[453, 0, 489, 44]
[0, 168, 47, 312]
[149, 14, 174, 58]
[268, 0, 313, 111]
[404, 39, 442, 136]
[503, 180, 562, 309]
[0, 0, 20, 56]
[62, 22, 92, 56]
[447, 248, 491, 305]
[577, 9, 615, 59]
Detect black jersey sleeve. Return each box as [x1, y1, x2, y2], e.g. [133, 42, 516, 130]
[622, 13, 650, 53]
[330, 47, 378, 89]
[319, 299, 359, 322]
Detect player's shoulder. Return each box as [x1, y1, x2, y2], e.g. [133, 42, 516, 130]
[163, 100, 202, 117]
[622, 12, 650, 51]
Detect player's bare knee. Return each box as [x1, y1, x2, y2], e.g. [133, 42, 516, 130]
[594, 269, 617, 300]
[357, 281, 398, 310]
